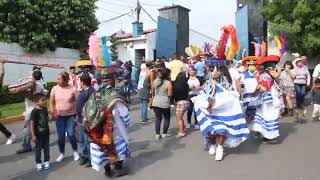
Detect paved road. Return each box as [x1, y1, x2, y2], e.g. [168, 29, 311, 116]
[0, 96, 319, 180]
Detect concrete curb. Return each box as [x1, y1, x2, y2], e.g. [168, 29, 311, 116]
[0, 115, 23, 124]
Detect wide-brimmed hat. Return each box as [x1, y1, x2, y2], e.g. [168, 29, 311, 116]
[255, 55, 280, 69]
[292, 57, 303, 67]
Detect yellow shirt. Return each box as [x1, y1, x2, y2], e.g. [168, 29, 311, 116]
[168, 60, 184, 81]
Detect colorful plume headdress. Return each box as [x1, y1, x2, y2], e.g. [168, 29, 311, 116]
[88, 33, 112, 68]
[204, 24, 240, 67]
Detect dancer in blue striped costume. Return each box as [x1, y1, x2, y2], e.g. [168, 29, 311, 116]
[192, 59, 250, 161]
[240, 58, 259, 120]
[253, 56, 281, 144]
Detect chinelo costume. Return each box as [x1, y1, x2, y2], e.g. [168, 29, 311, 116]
[83, 83, 132, 177]
[240, 56, 260, 120]
[84, 33, 132, 178]
[252, 55, 281, 144]
[191, 25, 250, 161]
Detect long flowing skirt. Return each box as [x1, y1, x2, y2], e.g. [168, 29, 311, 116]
[253, 91, 280, 139]
[90, 138, 131, 171]
[193, 91, 250, 148]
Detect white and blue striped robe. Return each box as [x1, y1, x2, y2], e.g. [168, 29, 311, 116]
[192, 84, 250, 148]
[90, 102, 132, 172]
[253, 85, 280, 139]
[241, 71, 258, 116]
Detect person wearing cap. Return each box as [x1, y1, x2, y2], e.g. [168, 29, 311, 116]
[240, 58, 259, 121]
[252, 56, 281, 144]
[292, 57, 311, 121]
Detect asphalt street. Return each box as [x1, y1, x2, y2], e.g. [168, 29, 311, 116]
[0, 96, 319, 180]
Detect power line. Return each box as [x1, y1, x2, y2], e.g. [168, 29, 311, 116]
[99, 12, 131, 25]
[141, 6, 157, 23]
[96, 6, 123, 14]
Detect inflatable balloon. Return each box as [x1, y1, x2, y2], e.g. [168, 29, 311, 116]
[279, 34, 287, 57]
[251, 41, 261, 57]
[217, 28, 229, 59]
[242, 48, 247, 59]
[225, 25, 240, 60]
[261, 41, 267, 57]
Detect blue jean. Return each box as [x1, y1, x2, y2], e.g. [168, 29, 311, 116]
[295, 84, 306, 108]
[140, 99, 148, 121]
[22, 112, 32, 149]
[78, 123, 90, 159]
[56, 115, 77, 154]
[35, 135, 50, 163]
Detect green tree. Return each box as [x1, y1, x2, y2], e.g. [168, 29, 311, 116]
[0, 0, 98, 53]
[109, 33, 120, 61]
[262, 0, 320, 56]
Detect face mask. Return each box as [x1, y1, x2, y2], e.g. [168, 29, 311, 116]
[248, 65, 256, 73]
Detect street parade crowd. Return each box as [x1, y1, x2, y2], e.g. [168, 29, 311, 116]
[1, 28, 320, 178]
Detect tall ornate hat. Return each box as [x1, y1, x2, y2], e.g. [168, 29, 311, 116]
[242, 56, 260, 66]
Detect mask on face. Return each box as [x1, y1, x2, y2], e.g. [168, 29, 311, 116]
[248, 65, 256, 73]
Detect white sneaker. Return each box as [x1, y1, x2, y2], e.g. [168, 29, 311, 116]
[36, 163, 43, 171]
[5, 134, 16, 145]
[155, 134, 161, 141]
[43, 161, 50, 170]
[185, 123, 191, 129]
[162, 134, 171, 139]
[215, 145, 224, 161]
[208, 144, 217, 155]
[56, 154, 65, 163]
[73, 151, 80, 161]
[194, 125, 200, 130]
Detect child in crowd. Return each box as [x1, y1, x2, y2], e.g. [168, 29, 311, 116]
[312, 79, 320, 121]
[30, 93, 50, 171]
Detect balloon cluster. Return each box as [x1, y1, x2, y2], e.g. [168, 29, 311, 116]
[275, 34, 287, 57]
[217, 25, 240, 60]
[250, 36, 267, 57]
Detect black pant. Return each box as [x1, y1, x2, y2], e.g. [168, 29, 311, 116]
[35, 135, 50, 164]
[187, 95, 198, 125]
[0, 123, 12, 138]
[153, 107, 171, 134]
[196, 76, 205, 86]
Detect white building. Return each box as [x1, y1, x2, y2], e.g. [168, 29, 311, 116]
[114, 28, 218, 66]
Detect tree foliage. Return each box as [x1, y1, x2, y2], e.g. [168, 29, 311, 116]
[109, 33, 120, 61]
[262, 0, 320, 56]
[0, 0, 98, 53]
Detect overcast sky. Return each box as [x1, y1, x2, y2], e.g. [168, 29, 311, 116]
[95, 0, 237, 40]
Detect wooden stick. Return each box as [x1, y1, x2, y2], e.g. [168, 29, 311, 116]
[0, 59, 65, 69]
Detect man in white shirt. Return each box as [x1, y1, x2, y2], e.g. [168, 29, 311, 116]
[17, 70, 48, 154]
[312, 56, 320, 88]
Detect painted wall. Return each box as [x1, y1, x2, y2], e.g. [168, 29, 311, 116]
[117, 32, 156, 65]
[236, 5, 249, 58]
[0, 42, 79, 85]
[156, 16, 177, 58]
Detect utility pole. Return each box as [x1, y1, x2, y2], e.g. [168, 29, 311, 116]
[136, 0, 142, 22]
